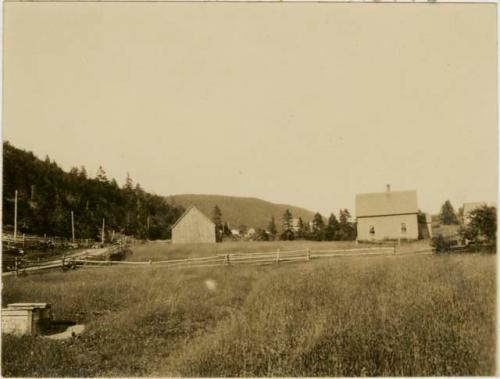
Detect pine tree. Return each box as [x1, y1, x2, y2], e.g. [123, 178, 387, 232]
[325, 213, 339, 241]
[312, 213, 325, 241]
[268, 216, 277, 240]
[296, 217, 305, 239]
[281, 209, 294, 240]
[96, 166, 108, 183]
[124, 172, 134, 190]
[282, 209, 293, 231]
[337, 209, 356, 240]
[439, 200, 459, 225]
[212, 205, 223, 242]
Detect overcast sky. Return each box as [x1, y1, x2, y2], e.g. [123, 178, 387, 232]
[3, 2, 497, 216]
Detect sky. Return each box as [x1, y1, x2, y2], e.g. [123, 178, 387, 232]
[3, 2, 497, 216]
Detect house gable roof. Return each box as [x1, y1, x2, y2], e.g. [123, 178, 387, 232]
[171, 206, 215, 230]
[356, 190, 418, 218]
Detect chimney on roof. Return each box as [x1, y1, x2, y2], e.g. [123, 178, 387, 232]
[386, 184, 391, 192]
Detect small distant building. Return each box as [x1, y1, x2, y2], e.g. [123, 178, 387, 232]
[356, 185, 419, 241]
[245, 228, 256, 238]
[171, 206, 216, 244]
[463, 202, 487, 225]
[291, 218, 301, 232]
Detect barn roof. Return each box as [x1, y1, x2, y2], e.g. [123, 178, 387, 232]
[356, 190, 418, 218]
[171, 206, 215, 230]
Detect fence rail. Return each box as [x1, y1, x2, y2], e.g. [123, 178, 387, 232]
[2, 244, 437, 277]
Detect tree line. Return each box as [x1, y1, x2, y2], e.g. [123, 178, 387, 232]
[210, 205, 357, 242]
[2, 142, 184, 240]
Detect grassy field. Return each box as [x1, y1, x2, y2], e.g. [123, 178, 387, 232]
[127, 240, 401, 261]
[2, 242, 496, 377]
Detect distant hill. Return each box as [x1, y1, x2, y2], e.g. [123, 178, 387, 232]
[165, 194, 317, 231]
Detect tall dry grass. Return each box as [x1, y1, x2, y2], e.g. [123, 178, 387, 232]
[129, 240, 363, 261]
[2, 247, 495, 377]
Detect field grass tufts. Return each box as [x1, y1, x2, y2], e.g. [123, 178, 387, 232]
[2, 244, 495, 377]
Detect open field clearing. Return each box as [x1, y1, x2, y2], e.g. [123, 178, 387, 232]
[127, 240, 420, 261]
[2, 242, 496, 377]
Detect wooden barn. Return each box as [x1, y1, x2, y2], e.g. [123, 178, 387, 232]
[171, 206, 216, 244]
[356, 185, 419, 242]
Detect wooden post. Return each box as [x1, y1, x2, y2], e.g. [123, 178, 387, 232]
[62, 252, 66, 270]
[71, 211, 75, 243]
[276, 248, 280, 264]
[307, 248, 311, 261]
[14, 257, 18, 277]
[22, 233, 25, 247]
[225, 254, 230, 265]
[146, 216, 150, 240]
[13, 190, 18, 242]
[101, 218, 105, 245]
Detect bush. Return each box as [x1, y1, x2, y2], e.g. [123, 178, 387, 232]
[431, 235, 454, 254]
[108, 247, 133, 261]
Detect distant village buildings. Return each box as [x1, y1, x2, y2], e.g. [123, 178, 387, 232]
[171, 206, 216, 244]
[355, 185, 419, 241]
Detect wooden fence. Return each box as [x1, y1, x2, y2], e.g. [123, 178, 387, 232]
[3, 245, 436, 277]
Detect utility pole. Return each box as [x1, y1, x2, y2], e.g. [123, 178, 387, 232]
[146, 216, 150, 240]
[101, 218, 105, 245]
[71, 211, 75, 243]
[13, 190, 18, 241]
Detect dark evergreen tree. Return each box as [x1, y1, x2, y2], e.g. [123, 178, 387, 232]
[212, 205, 223, 242]
[439, 200, 459, 225]
[312, 213, 325, 241]
[337, 209, 357, 240]
[281, 209, 294, 240]
[268, 216, 277, 240]
[325, 213, 339, 241]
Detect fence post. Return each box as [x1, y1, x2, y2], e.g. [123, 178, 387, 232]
[276, 248, 280, 264]
[307, 248, 311, 261]
[225, 254, 230, 266]
[22, 233, 25, 247]
[62, 253, 66, 270]
[14, 257, 18, 277]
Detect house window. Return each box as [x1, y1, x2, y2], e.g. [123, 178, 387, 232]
[401, 223, 407, 234]
[369, 225, 375, 235]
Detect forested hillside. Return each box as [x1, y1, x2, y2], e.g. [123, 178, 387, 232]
[166, 194, 317, 231]
[2, 142, 183, 240]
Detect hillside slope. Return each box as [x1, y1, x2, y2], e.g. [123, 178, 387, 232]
[166, 194, 317, 230]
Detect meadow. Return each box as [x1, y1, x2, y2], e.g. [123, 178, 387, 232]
[1, 241, 496, 377]
[128, 240, 389, 261]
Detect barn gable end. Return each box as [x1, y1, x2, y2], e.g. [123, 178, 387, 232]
[171, 206, 216, 244]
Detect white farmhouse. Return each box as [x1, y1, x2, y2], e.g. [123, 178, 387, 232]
[356, 185, 419, 241]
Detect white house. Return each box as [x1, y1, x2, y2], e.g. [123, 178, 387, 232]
[356, 185, 419, 241]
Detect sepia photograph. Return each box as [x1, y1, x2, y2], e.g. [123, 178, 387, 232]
[1, 1, 498, 377]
